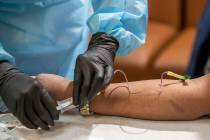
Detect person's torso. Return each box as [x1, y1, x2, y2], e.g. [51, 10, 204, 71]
[0, 0, 90, 79]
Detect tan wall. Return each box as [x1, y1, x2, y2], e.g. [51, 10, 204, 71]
[185, 0, 207, 26]
[149, 0, 207, 27]
[149, 0, 182, 28]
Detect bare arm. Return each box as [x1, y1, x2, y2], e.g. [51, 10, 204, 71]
[36, 74, 210, 121]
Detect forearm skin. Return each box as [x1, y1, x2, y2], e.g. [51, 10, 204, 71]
[36, 74, 210, 121]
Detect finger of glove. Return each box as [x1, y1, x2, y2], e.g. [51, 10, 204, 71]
[73, 63, 83, 106]
[40, 88, 59, 121]
[87, 66, 104, 102]
[2, 95, 17, 116]
[104, 66, 114, 86]
[79, 65, 92, 108]
[25, 96, 49, 130]
[17, 96, 37, 129]
[32, 83, 54, 126]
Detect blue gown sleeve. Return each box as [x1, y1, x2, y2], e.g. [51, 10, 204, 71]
[0, 0, 41, 4]
[0, 0, 66, 12]
[88, 0, 148, 55]
[0, 43, 15, 64]
[0, 0, 40, 13]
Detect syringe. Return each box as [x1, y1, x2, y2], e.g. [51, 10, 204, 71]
[56, 98, 78, 114]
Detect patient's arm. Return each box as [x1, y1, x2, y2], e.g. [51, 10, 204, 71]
[36, 74, 210, 121]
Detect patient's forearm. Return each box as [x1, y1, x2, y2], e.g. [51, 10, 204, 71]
[36, 74, 210, 120]
[91, 76, 210, 120]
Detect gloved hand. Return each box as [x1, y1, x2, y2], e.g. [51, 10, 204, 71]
[0, 62, 59, 130]
[73, 32, 119, 108]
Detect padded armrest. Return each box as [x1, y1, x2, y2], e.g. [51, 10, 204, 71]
[154, 27, 196, 76]
[114, 21, 178, 81]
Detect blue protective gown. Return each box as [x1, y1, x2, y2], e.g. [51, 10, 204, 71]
[0, 0, 148, 79]
[0, 0, 148, 112]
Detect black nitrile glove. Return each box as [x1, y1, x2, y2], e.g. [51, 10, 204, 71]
[0, 62, 59, 130]
[73, 32, 119, 108]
